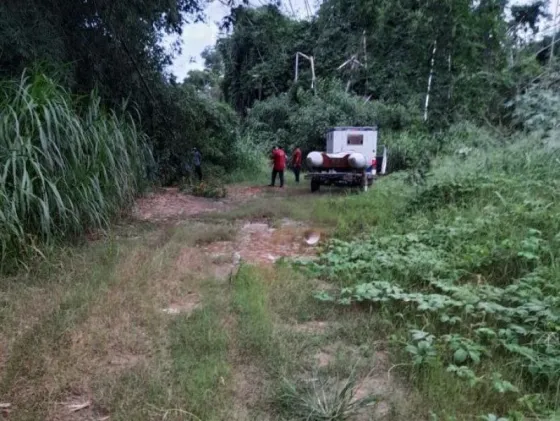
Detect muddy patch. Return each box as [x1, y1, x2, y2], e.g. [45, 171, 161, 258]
[199, 220, 318, 268]
[235, 220, 317, 265]
[353, 351, 408, 421]
[133, 187, 228, 221]
[133, 187, 318, 268]
[133, 186, 269, 223]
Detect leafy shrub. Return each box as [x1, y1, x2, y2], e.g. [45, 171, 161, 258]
[190, 182, 227, 199]
[310, 134, 560, 418]
[153, 85, 240, 185]
[512, 65, 560, 135]
[382, 130, 432, 175]
[0, 72, 151, 269]
[406, 177, 493, 212]
[227, 133, 270, 182]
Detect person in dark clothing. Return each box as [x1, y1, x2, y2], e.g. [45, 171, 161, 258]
[291, 146, 302, 183]
[193, 147, 202, 182]
[269, 146, 286, 187]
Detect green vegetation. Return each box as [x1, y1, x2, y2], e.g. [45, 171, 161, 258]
[277, 374, 377, 421]
[0, 73, 150, 269]
[170, 305, 231, 419]
[308, 127, 560, 419]
[233, 265, 274, 357]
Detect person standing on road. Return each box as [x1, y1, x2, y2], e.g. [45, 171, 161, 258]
[193, 147, 202, 182]
[269, 146, 286, 188]
[291, 146, 302, 183]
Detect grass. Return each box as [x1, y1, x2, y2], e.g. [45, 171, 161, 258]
[0, 219, 234, 420]
[0, 71, 150, 271]
[232, 265, 274, 357]
[277, 374, 377, 421]
[198, 192, 314, 224]
[169, 304, 231, 420]
[197, 179, 404, 239]
[0, 242, 121, 418]
[0, 186, 394, 421]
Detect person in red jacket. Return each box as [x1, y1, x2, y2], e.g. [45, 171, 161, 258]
[291, 146, 302, 183]
[269, 146, 286, 188]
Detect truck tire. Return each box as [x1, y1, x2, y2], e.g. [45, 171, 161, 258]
[311, 178, 320, 193]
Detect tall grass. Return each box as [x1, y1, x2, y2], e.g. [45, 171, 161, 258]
[0, 72, 151, 269]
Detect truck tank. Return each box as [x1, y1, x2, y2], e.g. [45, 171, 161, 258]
[306, 151, 324, 167]
[347, 152, 367, 169]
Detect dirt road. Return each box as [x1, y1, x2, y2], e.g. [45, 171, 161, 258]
[0, 184, 411, 421]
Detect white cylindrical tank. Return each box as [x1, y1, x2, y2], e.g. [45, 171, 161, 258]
[306, 151, 324, 168]
[348, 152, 367, 169]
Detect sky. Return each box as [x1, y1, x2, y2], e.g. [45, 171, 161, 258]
[165, 0, 318, 80]
[165, 0, 557, 80]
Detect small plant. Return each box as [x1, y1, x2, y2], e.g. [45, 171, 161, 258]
[190, 182, 227, 199]
[405, 330, 438, 366]
[277, 373, 377, 421]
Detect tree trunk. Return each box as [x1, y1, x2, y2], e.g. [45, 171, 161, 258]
[424, 40, 437, 122]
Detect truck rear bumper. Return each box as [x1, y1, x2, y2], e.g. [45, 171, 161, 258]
[304, 172, 374, 185]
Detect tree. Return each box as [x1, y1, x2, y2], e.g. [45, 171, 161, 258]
[183, 47, 225, 100]
[218, 5, 313, 113]
[0, 0, 207, 178]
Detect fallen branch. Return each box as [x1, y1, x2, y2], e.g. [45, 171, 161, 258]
[147, 404, 203, 421]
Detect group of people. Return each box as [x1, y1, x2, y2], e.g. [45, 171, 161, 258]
[269, 146, 302, 188]
[187, 145, 303, 188]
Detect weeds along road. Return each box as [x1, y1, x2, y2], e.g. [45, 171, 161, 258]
[4, 166, 553, 420]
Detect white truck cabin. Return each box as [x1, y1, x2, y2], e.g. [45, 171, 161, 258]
[326, 126, 378, 174]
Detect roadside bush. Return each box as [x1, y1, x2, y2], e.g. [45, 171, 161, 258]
[153, 85, 240, 186]
[0, 72, 151, 269]
[227, 133, 269, 182]
[243, 80, 422, 155]
[310, 134, 560, 419]
[190, 182, 227, 199]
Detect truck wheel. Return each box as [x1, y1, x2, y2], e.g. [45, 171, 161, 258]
[311, 179, 320, 193]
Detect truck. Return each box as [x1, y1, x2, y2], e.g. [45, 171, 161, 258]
[304, 126, 387, 193]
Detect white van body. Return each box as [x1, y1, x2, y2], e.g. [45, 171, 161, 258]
[326, 126, 378, 175]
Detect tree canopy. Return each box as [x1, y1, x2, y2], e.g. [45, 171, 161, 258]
[1, 0, 556, 180]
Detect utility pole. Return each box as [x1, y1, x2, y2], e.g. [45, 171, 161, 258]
[338, 55, 363, 92]
[363, 30, 368, 93]
[551, 0, 559, 65]
[294, 52, 316, 92]
[338, 31, 368, 93]
[424, 40, 437, 122]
